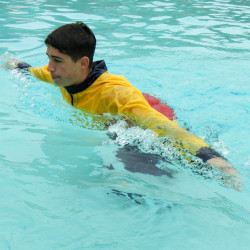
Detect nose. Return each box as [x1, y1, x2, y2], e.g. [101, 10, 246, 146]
[47, 60, 55, 72]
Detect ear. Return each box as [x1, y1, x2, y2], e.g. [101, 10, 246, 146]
[79, 56, 90, 69]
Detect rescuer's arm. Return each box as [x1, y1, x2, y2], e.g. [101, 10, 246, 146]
[134, 105, 241, 190]
[135, 107, 238, 175]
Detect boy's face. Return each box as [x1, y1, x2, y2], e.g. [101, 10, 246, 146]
[46, 45, 86, 87]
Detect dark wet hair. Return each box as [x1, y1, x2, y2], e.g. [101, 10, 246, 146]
[45, 21, 96, 68]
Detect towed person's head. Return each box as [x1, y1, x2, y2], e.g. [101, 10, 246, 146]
[44, 22, 96, 87]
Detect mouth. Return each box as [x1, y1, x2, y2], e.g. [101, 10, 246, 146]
[51, 75, 60, 80]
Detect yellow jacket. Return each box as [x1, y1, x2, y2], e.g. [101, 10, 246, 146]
[28, 60, 219, 161]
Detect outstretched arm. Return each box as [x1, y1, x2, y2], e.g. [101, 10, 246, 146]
[138, 107, 241, 189]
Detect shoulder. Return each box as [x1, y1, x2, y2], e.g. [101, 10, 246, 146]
[96, 72, 131, 86]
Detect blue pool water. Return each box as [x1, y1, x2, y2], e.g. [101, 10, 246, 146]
[0, 0, 250, 249]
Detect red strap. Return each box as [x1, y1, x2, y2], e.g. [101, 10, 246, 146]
[143, 93, 176, 121]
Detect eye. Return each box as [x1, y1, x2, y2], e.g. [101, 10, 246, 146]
[54, 58, 62, 63]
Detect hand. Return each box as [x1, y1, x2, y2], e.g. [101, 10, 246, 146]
[1, 58, 21, 70]
[207, 157, 242, 191]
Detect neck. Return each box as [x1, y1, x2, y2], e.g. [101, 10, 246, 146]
[64, 60, 107, 95]
[73, 67, 92, 86]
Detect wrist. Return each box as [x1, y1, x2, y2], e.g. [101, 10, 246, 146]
[196, 147, 222, 162]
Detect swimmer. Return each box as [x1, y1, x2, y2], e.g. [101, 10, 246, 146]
[3, 22, 240, 189]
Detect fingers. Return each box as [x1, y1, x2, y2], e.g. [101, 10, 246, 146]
[223, 174, 243, 192]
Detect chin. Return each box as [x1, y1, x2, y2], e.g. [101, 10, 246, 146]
[53, 79, 73, 87]
[53, 80, 64, 86]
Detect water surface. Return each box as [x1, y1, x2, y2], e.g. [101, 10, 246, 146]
[0, 0, 250, 249]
